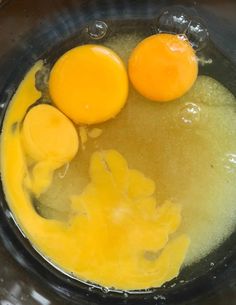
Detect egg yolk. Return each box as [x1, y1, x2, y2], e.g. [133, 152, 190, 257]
[22, 104, 78, 163]
[128, 33, 198, 102]
[22, 104, 79, 195]
[49, 45, 128, 124]
[2, 61, 190, 290]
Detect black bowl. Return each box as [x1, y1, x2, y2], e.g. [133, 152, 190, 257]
[0, 1, 235, 304]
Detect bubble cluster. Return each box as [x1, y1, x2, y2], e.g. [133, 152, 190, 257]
[87, 20, 108, 40]
[186, 19, 209, 50]
[223, 153, 236, 174]
[101, 287, 110, 294]
[156, 10, 190, 35]
[155, 8, 209, 51]
[177, 102, 201, 127]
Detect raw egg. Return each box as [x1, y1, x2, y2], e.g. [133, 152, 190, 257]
[49, 45, 128, 124]
[22, 104, 79, 164]
[21, 103, 79, 196]
[128, 33, 198, 102]
[2, 28, 236, 292]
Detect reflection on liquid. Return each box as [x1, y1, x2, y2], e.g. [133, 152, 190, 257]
[223, 153, 236, 174]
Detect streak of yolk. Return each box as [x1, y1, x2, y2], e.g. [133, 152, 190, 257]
[1, 62, 190, 290]
[128, 33, 198, 102]
[49, 45, 129, 125]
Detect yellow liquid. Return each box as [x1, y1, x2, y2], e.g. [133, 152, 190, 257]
[0, 58, 189, 290]
[1, 34, 236, 290]
[44, 34, 236, 265]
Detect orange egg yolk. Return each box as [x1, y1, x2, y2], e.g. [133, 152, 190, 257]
[128, 33, 198, 102]
[49, 45, 128, 124]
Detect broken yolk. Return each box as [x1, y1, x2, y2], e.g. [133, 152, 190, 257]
[70, 150, 189, 290]
[49, 45, 128, 124]
[128, 33, 198, 102]
[1, 62, 190, 291]
[22, 104, 79, 163]
[22, 104, 79, 196]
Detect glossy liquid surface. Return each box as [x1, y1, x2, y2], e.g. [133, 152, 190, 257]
[1, 33, 236, 291]
[42, 34, 236, 265]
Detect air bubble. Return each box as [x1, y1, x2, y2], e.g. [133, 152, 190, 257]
[223, 153, 236, 174]
[186, 19, 209, 50]
[178, 103, 201, 127]
[156, 10, 190, 34]
[87, 20, 108, 40]
[101, 287, 109, 294]
[123, 292, 129, 298]
[155, 9, 209, 51]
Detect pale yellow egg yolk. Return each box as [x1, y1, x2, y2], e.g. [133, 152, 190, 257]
[49, 44, 128, 124]
[22, 104, 78, 163]
[21, 104, 79, 196]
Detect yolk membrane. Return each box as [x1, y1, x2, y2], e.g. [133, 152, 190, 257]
[22, 104, 78, 196]
[128, 33, 198, 102]
[22, 104, 79, 163]
[49, 44, 128, 124]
